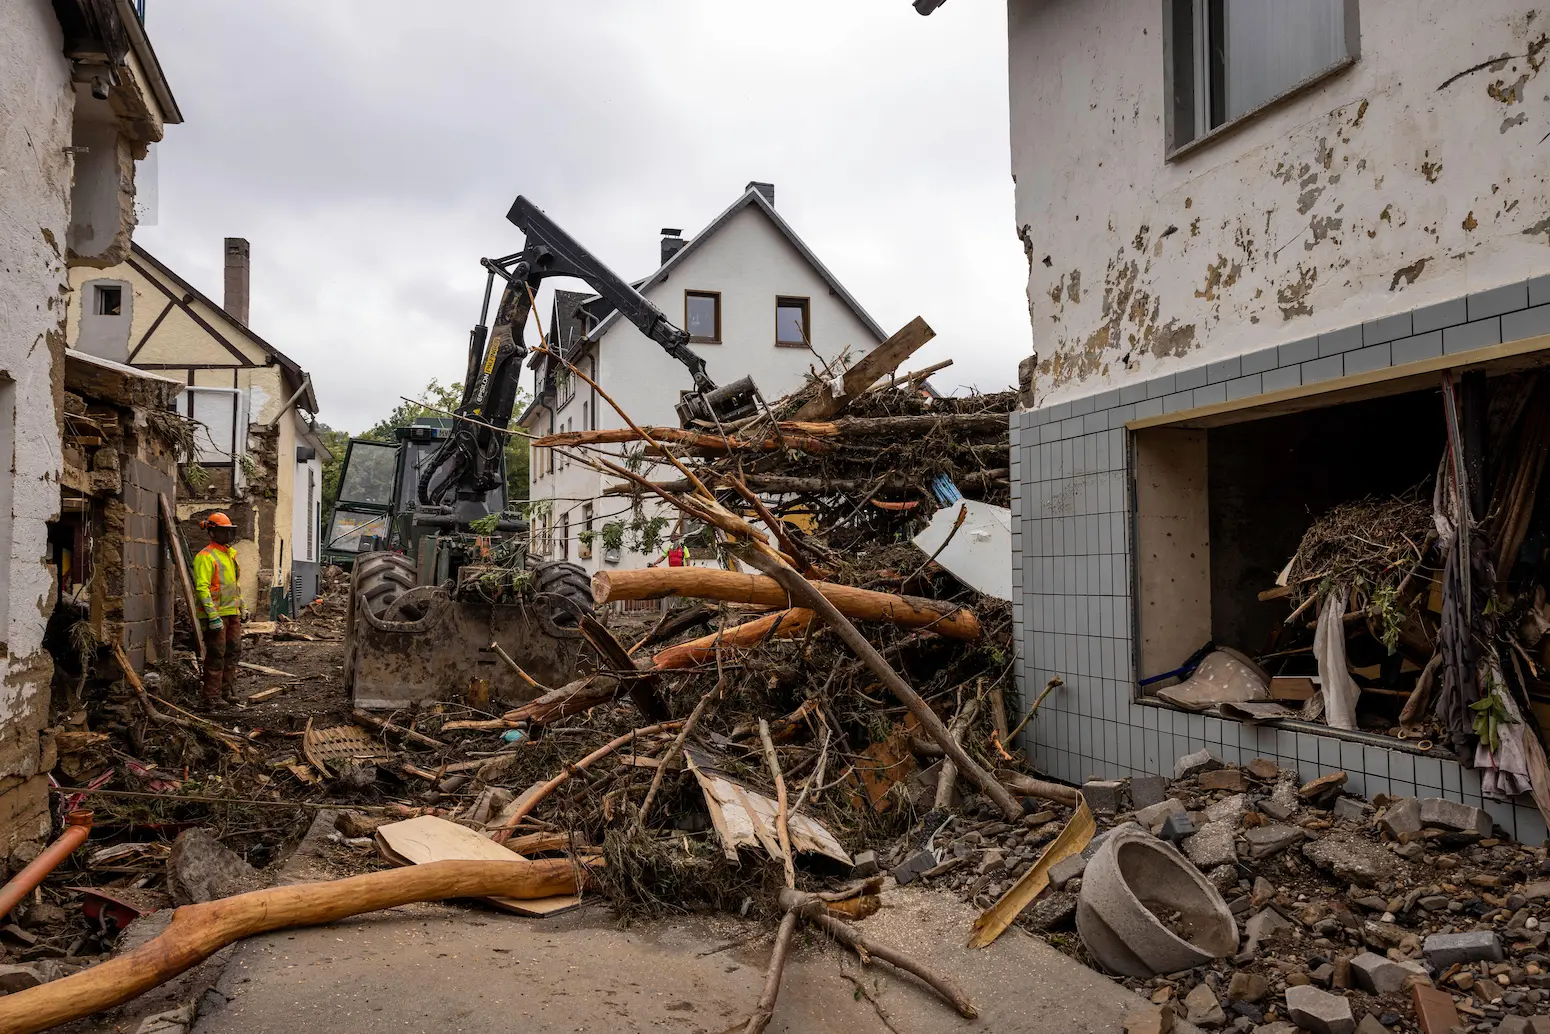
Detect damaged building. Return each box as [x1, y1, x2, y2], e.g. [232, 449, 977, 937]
[67, 239, 328, 618]
[0, 0, 180, 854]
[987, 1, 1550, 841]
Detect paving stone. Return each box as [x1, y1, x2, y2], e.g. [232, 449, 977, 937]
[1023, 891, 1078, 931]
[1160, 811, 1197, 842]
[851, 850, 879, 878]
[891, 849, 937, 886]
[1244, 824, 1304, 860]
[1130, 775, 1169, 810]
[1261, 781, 1300, 822]
[1423, 930, 1504, 968]
[1284, 985, 1356, 1034]
[1378, 797, 1422, 837]
[1409, 984, 1461, 1034]
[1083, 779, 1128, 815]
[1185, 820, 1239, 868]
[1200, 769, 1249, 792]
[1175, 749, 1221, 780]
[1418, 797, 1492, 837]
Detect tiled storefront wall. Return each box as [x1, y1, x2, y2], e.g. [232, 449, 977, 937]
[1010, 279, 1550, 846]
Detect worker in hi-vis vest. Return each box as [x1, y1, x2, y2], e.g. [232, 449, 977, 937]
[192, 512, 247, 704]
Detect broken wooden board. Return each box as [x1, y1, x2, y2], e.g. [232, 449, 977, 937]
[685, 748, 851, 868]
[237, 661, 297, 679]
[846, 712, 918, 812]
[240, 622, 277, 636]
[374, 816, 580, 916]
[969, 799, 1094, 949]
[302, 721, 394, 776]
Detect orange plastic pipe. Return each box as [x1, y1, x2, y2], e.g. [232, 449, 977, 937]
[0, 810, 92, 918]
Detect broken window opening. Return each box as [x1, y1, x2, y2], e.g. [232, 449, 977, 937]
[95, 284, 123, 316]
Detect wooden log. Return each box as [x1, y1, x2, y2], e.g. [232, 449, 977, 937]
[650, 610, 815, 670]
[605, 468, 1009, 498]
[534, 425, 833, 456]
[498, 674, 623, 727]
[0, 858, 586, 1034]
[539, 411, 1003, 456]
[934, 697, 980, 811]
[595, 568, 980, 641]
[159, 493, 204, 664]
[996, 769, 1082, 807]
[793, 316, 936, 421]
[351, 709, 446, 750]
[580, 615, 670, 721]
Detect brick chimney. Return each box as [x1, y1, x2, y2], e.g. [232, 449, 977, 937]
[660, 228, 685, 265]
[746, 181, 775, 207]
[223, 237, 250, 325]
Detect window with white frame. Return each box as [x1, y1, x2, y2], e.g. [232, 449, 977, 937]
[175, 387, 250, 487]
[1165, 0, 1357, 152]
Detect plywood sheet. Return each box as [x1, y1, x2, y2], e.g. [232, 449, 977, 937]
[375, 815, 580, 917]
[684, 749, 851, 867]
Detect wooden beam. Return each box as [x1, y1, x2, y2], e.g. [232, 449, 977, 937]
[793, 316, 935, 421]
[159, 493, 204, 664]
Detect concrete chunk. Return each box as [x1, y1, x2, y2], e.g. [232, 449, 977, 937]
[1174, 749, 1221, 780]
[1136, 798, 1186, 830]
[1377, 797, 1421, 837]
[1331, 797, 1370, 822]
[1283, 985, 1355, 1034]
[1130, 775, 1169, 810]
[1242, 908, 1292, 953]
[1350, 951, 1417, 994]
[1184, 820, 1239, 868]
[850, 850, 879, 878]
[1423, 930, 1504, 968]
[1184, 983, 1226, 1028]
[1302, 835, 1397, 886]
[1243, 823, 1304, 859]
[1048, 853, 1087, 889]
[1082, 779, 1127, 815]
[1199, 768, 1249, 792]
[1204, 793, 1247, 825]
[1418, 797, 1491, 836]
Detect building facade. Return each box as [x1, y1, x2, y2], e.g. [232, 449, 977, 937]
[0, 0, 179, 852]
[996, 0, 1550, 840]
[67, 241, 327, 618]
[521, 183, 886, 575]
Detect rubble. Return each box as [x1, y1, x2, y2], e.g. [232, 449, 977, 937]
[1284, 985, 1356, 1034]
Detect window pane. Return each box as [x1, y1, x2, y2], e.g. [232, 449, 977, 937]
[326, 510, 387, 553]
[686, 294, 717, 340]
[338, 441, 398, 506]
[185, 389, 235, 462]
[776, 301, 806, 345]
[1221, 0, 1346, 123]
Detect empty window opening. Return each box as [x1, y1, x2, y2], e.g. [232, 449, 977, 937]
[95, 284, 123, 316]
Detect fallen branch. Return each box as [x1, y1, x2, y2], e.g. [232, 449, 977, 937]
[759, 718, 796, 890]
[778, 888, 977, 1019]
[490, 640, 550, 693]
[996, 769, 1082, 808]
[488, 721, 683, 843]
[0, 858, 587, 1034]
[595, 568, 981, 641]
[351, 709, 446, 750]
[651, 610, 814, 670]
[637, 674, 726, 828]
[933, 696, 981, 812]
[605, 469, 1009, 499]
[1006, 676, 1063, 742]
[581, 615, 670, 721]
[742, 908, 800, 1034]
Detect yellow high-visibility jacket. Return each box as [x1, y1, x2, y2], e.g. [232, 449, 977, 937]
[192, 542, 243, 622]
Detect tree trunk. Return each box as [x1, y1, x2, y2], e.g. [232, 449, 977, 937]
[595, 569, 980, 641]
[651, 610, 814, 670]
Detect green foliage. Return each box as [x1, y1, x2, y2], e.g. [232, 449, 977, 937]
[600, 520, 626, 552]
[315, 423, 351, 527]
[468, 512, 501, 535]
[183, 461, 210, 493]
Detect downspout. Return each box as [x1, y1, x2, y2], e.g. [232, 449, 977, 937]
[0, 811, 93, 918]
[274, 374, 312, 423]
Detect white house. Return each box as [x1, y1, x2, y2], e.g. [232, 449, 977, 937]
[519, 182, 886, 575]
[917, 0, 1550, 842]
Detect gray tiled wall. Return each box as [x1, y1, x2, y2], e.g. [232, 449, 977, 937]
[1011, 279, 1550, 845]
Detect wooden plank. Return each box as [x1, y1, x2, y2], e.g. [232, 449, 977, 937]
[968, 800, 1095, 949]
[159, 493, 205, 664]
[375, 816, 580, 917]
[793, 316, 935, 421]
[237, 661, 298, 679]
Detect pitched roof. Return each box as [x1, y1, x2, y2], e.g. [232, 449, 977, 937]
[584, 186, 887, 343]
[128, 242, 317, 413]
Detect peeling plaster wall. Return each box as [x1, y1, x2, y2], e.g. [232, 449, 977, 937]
[1009, 0, 1550, 406]
[0, 0, 74, 850]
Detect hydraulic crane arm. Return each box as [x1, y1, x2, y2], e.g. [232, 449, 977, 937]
[417, 196, 759, 508]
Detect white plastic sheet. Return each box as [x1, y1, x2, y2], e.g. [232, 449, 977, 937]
[1313, 589, 1362, 730]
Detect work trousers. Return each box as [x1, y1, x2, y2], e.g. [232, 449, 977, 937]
[201, 618, 243, 700]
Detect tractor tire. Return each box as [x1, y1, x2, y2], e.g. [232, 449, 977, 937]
[530, 560, 594, 638]
[354, 551, 417, 618]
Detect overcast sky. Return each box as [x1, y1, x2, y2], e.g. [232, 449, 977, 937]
[133, 0, 1028, 434]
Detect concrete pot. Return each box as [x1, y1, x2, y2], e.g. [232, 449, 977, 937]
[1075, 829, 1238, 977]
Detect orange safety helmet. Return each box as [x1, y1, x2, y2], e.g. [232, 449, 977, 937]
[201, 512, 233, 529]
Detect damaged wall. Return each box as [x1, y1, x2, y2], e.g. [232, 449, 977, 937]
[1008, 0, 1550, 406]
[0, 0, 75, 853]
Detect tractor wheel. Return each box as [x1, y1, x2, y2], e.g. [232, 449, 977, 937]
[530, 560, 594, 637]
[354, 551, 417, 618]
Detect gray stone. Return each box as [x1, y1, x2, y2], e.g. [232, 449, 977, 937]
[1251, 876, 1276, 908]
[1185, 820, 1239, 868]
[1130, 775, 1169, 810]
[1331, 798, 1371, 822]
[1283, 985, 1356, 1034]
[1174, 749, 1221, 780]
[1083, 822, 1144, 860]
[1049, 853, 1088, 889]
[167, 828, 261, 906]
[1423, 930, 1505, 968]
[1252, 1025, 1299, 1034]
[1353, 1016, 1386, 1034]
[1083, 779, 1128, 815]
[851, 850, 879, 878]
[1260, 781, 1300, 822]
[1242, 908, 1292, 952]
[1301, 836, 1397, 887]
[976, 849, 1007, 875]
[1024, 891, 1079, 931]
[0, 964, 48, 994]
[1205, 794, 1248, 825]
[1393, 842, 1426, 862]
[1418, 797, 1492, 837]
[1185, 983, 1226, 1028]
[1377, 797, 1422, 837]
[1137, 798, 1187, 829]
[134, 1005, 196, 1034]
[1243, 824, 1304, 860]
[1349, 952, 1419, 994]
[891, 849, 937, 886]
[1160, 811, 1197, 842]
